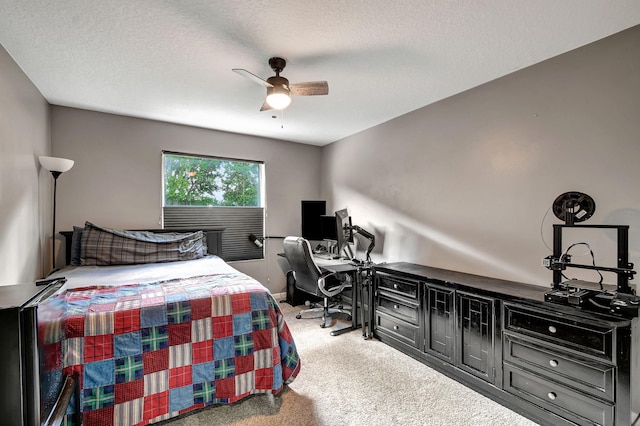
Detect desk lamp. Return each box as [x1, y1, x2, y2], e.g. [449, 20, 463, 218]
[39, 156, 74, 271]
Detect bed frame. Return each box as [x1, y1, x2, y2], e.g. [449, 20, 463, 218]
[60, 228, 225, 266]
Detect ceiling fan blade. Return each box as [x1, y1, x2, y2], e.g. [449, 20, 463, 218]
[233, 69, 273, 88]
[259, 100, 273, 112]
[289, 81, 328, 96]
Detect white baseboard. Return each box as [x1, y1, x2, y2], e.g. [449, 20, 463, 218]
[271, 291, 286, 301]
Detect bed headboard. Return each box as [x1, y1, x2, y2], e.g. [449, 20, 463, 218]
[60, 228, 225, 266]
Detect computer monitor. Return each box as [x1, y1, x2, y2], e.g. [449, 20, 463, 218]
[335, 208, 353, 258]
[301, 200, 326, 240]
[319, 215, 338, 240]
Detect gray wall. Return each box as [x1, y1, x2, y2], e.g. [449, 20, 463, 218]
[321, 25, 640, 287]
[0, 43, 50, 285]
[4, 24, 639, 291]
[51, 107, 322, 293]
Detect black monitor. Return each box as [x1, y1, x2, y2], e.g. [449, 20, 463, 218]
[319, 215, 338, 240]
[301, 200, 326, 240]
[335, 208, 353, 258]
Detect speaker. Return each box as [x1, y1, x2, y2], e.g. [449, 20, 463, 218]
[285, 271, 302, 306]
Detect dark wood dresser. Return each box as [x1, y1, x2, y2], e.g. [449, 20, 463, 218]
[373, 262, 638, 426]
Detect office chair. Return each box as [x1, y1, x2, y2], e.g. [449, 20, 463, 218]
[283, 236, 352, 328]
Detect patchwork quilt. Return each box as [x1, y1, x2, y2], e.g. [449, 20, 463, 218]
[37, 273, 300, 426]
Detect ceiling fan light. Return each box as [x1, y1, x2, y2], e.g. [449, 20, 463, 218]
[266, 87, 291, 110]
[266, 93, 291, 109]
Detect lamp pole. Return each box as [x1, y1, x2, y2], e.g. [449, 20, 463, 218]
[50, 171, 62, 270]
[39, 156, 74, 274]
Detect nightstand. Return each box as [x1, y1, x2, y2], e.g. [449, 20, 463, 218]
[0, 281, 64, 426]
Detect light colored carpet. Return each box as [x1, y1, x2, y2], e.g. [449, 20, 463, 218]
[163, 301, 539, 426]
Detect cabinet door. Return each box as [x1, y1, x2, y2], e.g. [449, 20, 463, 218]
[425, 283, 455, 362]
[457, 291, 495, 382]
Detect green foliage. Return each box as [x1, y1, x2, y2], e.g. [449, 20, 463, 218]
[217, 161, 260, 206]
[164, 155, 261, 207]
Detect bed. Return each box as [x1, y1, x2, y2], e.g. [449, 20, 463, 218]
[38, 222, 300, 425]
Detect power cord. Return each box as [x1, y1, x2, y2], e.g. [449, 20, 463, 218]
[560, 242, 604, 289]
[540, 205, 554, 252]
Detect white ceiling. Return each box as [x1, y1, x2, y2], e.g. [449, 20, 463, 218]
[1, 1, 639, 146]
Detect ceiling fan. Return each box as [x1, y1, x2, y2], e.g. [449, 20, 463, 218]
[233, 57, 329, 111]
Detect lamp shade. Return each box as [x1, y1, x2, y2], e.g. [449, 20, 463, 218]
[265, 86, 291, 110]
[39, 156, 74, 173]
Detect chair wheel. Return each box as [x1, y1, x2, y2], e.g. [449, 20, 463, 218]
[295, 314, 302, 319]
[320, 323, 326, 328]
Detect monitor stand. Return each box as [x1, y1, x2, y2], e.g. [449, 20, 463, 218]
[323, 239, 337, 255]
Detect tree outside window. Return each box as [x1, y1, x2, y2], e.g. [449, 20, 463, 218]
[164, 154, 262, 207]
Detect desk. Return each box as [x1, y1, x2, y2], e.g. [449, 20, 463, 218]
[278, 251, 374, 338]
[312, 255, 374, 338]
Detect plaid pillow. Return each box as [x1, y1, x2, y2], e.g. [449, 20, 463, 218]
[80, 222, 208, 266]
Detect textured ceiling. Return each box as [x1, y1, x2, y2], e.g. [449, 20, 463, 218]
[1, 1, 639, 146]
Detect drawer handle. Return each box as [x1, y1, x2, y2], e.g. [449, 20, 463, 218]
[549, 359, 558, 368]
[548, 325, 557, 334]
[547, 392, 557, 400]
[393, 304, 400, 309]
[393, 325, 399, 331]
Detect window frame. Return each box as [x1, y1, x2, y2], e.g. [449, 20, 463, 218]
[161, 151, 266, 262]
[161, 150, 265, 208]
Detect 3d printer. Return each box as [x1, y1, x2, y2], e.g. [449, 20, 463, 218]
[542, 192, 638, 317]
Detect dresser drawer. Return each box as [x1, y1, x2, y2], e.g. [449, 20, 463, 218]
[376, 311, 420, 348]
[377, 273, 418, 300]
[504, 303, 614, 361]
[504, 364, 614, 426]
[377, 292, 419, 325]
[503, 332, 614, 401]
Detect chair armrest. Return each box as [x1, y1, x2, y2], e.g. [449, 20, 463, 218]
[318, 271, 352, 298]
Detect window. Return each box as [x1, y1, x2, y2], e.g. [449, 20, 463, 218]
[162, 152, 265, 261]
[163, 153, 262, 207]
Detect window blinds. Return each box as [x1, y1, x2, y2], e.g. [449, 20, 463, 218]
[163, 206, 264, 261]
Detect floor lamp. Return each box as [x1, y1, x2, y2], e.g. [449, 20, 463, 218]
[39, 156, 74, 272]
